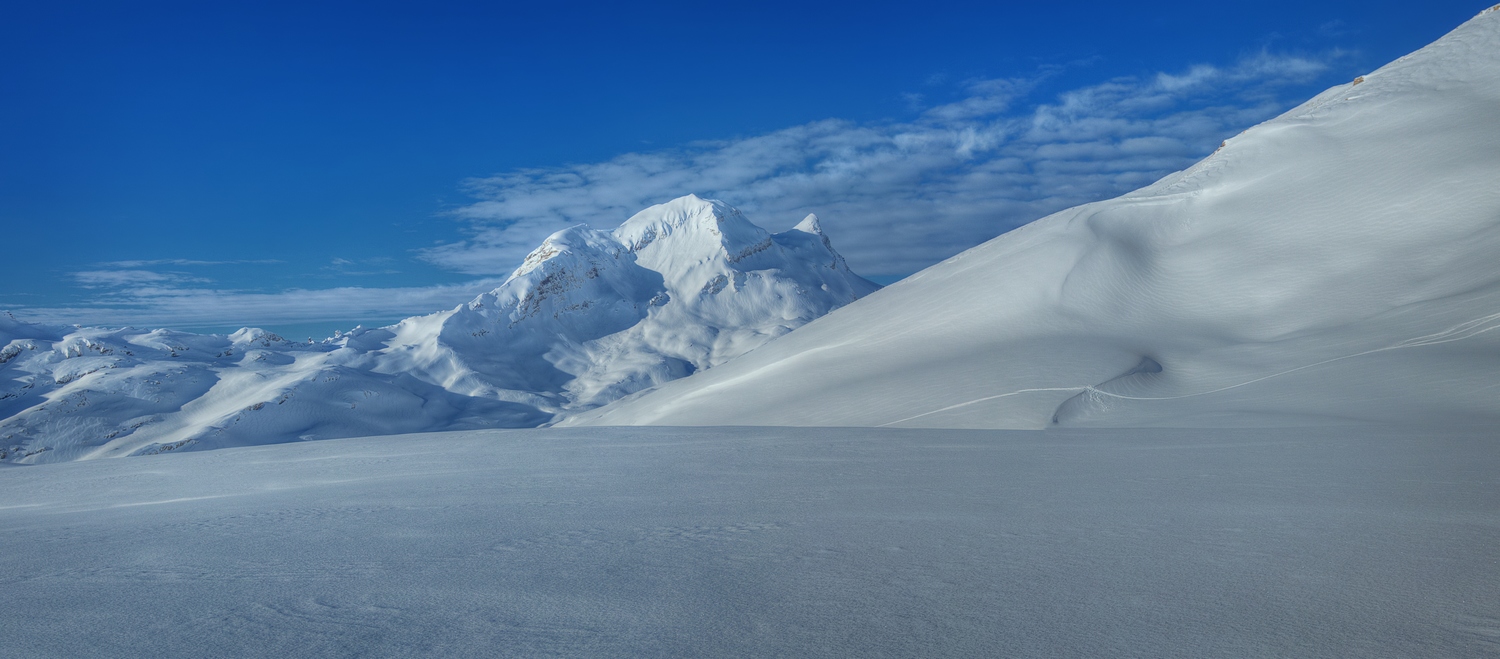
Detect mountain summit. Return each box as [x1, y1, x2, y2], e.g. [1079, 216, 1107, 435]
[374, 194, 878, 409]
[0, 196, 877, 462]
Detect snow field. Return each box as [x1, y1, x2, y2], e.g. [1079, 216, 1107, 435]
[1, 426, 1497, 657]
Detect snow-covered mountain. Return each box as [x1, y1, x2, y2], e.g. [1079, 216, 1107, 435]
[567, 7, 1500, 430]
[0, 195, 877, 462]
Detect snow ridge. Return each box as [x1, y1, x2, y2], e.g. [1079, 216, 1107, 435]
[0, 196, 878, 462]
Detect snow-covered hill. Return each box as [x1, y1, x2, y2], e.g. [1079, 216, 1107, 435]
[568, 7, 1500, 430]
[0, 196, 877, 462]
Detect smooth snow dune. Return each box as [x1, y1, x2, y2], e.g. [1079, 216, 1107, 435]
[1, 426, 1497, 657]
[567, 9, 1500, 430]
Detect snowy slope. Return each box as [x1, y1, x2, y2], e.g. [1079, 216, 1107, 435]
[0, 316, 548, 463]
[0, 196, 877, 462]
[569, 8, 1500, 430]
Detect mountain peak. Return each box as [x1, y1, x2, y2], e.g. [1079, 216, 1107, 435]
[612, 194, 750, 247]
[511, 224, 620, 278]
[611, 195, 771, 275]
[792, 213, 823, 235]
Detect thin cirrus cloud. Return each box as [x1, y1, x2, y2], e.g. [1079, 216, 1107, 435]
[17, 51, 1335, 332]
[101, 259, 285, 268]
[423, 51, 1334, 278]
[72, 270, 216, 289]
[20, 279, 510, 330]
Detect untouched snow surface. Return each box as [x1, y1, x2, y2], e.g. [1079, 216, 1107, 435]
[2, 426, 1497, 657]
[0, 196, 877, 462]
[570, 9, 1500, 430]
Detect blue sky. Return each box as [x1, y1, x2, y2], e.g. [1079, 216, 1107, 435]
[1, 0, 1487, 338]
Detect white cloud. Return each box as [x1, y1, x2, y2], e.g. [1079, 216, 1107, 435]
[425, 52, 1333, 278]
[73, 270, 210, 288]
[31, 262, 498, 330]
[101, 258, 283, 268]
[16, 279, 509, 330]
[920, 77, 1032, 122]
[15, 51, 1338, 332]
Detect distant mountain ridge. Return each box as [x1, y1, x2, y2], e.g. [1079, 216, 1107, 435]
[0, 195, 878, 462]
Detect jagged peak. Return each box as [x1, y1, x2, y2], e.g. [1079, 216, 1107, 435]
[776, 212, 849, 265]
[792, 213, 823, 235]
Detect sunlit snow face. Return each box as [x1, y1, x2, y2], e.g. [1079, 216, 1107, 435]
[0, 194, 883, 462]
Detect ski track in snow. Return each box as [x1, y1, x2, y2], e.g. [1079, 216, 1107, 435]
[881, 309, 1500, 427]
[878, 387, 1088, 427]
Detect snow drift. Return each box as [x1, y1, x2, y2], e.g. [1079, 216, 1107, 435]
[0, 196, 876, 462]
[568, 8, 1500, 430]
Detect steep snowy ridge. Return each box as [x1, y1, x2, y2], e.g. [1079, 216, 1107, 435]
[0, 197, 878, 462]
[376, 195, 878, 408]
[569, 8, 1500, 430]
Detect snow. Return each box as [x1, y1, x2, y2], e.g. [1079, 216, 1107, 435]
[568, 9, 1500, 430]
[2, 425, 1497, 657]
[3, 12, 1500, 658]
[0, 196, 877, 463]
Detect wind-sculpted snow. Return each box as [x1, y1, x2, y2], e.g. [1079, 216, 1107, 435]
[570, 8, 1500, 430]
[0, 196, 877, 462]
